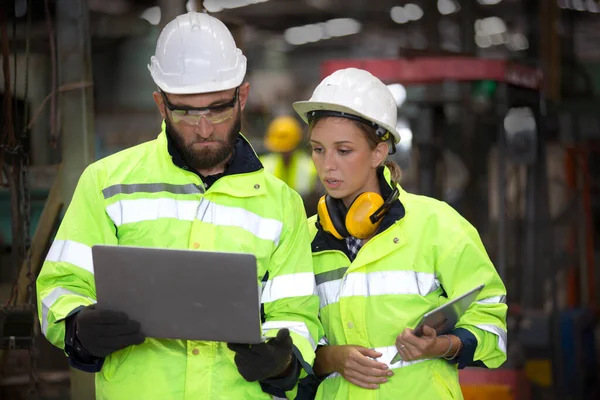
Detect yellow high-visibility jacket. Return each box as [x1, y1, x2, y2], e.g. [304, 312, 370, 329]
[37, 128, 321, 400]
[260, 150, 318, 197]
[308, 167, 507, 400]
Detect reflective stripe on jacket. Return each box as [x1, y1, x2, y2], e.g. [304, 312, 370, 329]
[308, 167, 507, 400]
[37, 129, 321, 400]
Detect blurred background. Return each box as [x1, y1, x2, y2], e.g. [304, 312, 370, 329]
[0, 0, 599, 399]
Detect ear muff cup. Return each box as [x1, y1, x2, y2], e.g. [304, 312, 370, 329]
[317, 186, 399, 240]
[317, 195, 349, 240]
[345, 192, 385, 239]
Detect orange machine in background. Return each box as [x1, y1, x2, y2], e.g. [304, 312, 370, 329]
[460, 369, 530, 400]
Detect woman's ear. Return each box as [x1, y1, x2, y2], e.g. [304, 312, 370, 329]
[371, 142, 389, 168]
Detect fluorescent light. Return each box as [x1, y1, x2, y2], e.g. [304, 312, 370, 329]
[509, 33, 529, 51]
[303, 24, 325, 43]
[284, 18, 361, 46]
[490, 33, 504, 45]
[396, 118, 413, 149]
[475, 33, 492, 48]
[284, 27, 308, 45]
[284, 26, 323, 46]
[475, 16, 507, 35]
[140, 6, 161, 25]
[326, 18, 362, 37]
[204, 0, 269, 12]
[404, 3, 424, 21]
[390, 6, 409, 24]
[387, 84, 407, 107]
[504, 107, 536, 136]
[477, 0, 502, 4]
[438, 0, 461, 15]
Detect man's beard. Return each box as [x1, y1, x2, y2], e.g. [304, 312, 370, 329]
[166, 114, 241, 172]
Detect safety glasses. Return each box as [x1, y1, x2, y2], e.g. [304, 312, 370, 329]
[161, 87, 239, 126]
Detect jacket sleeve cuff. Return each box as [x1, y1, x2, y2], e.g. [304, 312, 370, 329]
[259, 349, 301, 396]
[449, 327, 483, 369]
[64, 306, 105, 373]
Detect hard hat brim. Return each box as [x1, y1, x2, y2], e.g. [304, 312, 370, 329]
[264, 140, 299, 153]
[293, 100, 401, 144]
[149, 62, 246, 95]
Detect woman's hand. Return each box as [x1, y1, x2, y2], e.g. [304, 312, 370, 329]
[395, 325, 439, 361]
[322, 345, 393, 389]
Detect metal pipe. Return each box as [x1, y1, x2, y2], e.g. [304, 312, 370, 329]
[523, 159, 537, 310]
[459, 0, 476, 55]
[56, 0, 96, 204]
[576, 154, 589, 307]
[540, 95, 564, 400]
[416, 107, 435, 197]
[496, 84, 508, 281]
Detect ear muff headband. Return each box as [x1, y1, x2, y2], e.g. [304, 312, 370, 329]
[369, 186, 400, 223]
[325, 194, 349, 238]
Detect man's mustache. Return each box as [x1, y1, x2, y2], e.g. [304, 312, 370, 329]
[192, 137, 224, 144]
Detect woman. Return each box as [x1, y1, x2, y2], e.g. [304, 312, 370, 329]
[292, 68, 507, 399]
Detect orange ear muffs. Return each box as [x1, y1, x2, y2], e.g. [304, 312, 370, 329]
[317, 195, 349, 240]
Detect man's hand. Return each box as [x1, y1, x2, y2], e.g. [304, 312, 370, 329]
[394, 325, 439, 361]
[228, 328, 293, 382]
[74, 305, 145, 358]
[329, 345, 393, 390]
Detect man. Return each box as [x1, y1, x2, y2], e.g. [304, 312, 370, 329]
[37, 12, 320, 400]
[260, 115, 320, 215]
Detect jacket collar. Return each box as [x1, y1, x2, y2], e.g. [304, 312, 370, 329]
[311, 166, 406, 256]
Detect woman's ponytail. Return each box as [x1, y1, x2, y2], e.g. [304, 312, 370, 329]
[384, 160, 403, 184]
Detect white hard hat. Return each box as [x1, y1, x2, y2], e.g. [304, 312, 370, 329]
[293, 68, 401, 144]
[148, 12, 246, 94]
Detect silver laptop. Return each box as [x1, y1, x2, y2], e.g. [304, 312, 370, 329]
[92, 245, 262, 343]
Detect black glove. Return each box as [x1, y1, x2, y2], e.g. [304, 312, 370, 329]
[74, 305, 145, 358]
[228, 328, 293, 382]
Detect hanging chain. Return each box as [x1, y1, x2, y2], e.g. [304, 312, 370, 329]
[22, 152, 37, 400]
[21, 0, 38, 397]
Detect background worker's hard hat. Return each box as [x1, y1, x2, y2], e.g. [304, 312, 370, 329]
[148, 12, 246, 94]
[293, 68, 401, 144]
[264, 116, 303, 153]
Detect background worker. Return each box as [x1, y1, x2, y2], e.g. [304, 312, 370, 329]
[36, 12, 320, 400]
[260, 115, 320, 215]
[294, 68, 508, 399]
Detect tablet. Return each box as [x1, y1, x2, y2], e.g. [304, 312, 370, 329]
[390, 284, 485, 364]
[92, 244, 263, 343]
[412, 284, 485, 337]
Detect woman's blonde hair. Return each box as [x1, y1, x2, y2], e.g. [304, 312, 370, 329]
[309, 116, 402, 183]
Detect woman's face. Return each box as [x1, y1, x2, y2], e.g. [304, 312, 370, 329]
[310, 117, 387, 206]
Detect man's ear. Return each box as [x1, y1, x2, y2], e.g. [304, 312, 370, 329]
[238, 82, 251, 110]
[371, 142, 389, 168]
[152, 91, 166, 119]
